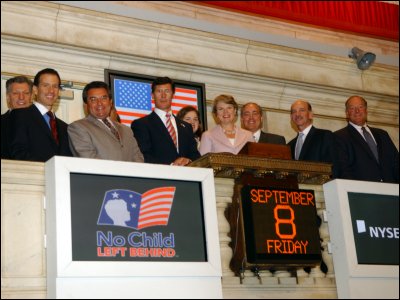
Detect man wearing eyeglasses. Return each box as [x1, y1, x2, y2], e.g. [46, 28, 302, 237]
[68, 81, 143, 162]
[8, 68, 72, 162]
[335, 95, 399, 183]
[131, 76, 200, 165]
[241, 102, 286, 144]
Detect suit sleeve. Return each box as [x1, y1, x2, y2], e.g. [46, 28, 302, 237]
[183, 125, 201, 161]
[131, 119, 158, 163]
[68, 123, 100, 158]
[322, 131, 340, 178]
[381, 130, 399, 182]
[334, 132, 354, 179]
[129, 129, 144, 163]
[8, 109, 33, 160]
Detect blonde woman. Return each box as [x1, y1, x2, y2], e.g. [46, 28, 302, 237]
[199, 94, 254, 155]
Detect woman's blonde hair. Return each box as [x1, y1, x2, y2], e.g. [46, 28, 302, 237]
[212, 94, 238, 117]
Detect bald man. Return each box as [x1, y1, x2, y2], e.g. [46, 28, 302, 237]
[334, 95, 398, 183]
[288, 100, 338, 178]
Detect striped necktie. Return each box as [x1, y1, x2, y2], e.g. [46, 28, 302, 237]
[46, 111, 59, 144]
[166, 113, 177, 148]
[103, 118, 120, 141]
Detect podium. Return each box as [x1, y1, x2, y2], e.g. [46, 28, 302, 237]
[190, 143, 332, 279]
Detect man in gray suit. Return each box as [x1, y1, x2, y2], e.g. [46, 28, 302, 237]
[241, 102, 286, 144]
[68, 81, 143, 162]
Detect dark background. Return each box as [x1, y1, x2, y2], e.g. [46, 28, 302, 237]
[70, 173, 207, 262]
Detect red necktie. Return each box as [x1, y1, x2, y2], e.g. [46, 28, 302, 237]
[47, 111, 59, 144]
[166, 113, 177, 148]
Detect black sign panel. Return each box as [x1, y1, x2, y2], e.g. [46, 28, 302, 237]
[348, 192, 399, 265]
[241, 185, 321, 265]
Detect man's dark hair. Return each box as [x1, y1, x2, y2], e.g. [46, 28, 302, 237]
[6, 76, 33, 93]
[151, 77, 175, 94]
[33, 68, 61, 87]
[82, 81, 112, 104]
[240, 102, 262, 117]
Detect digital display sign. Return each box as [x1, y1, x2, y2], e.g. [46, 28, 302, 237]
[241, 185, 321, 266]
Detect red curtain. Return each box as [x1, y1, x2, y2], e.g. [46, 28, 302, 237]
[196, 1, 399, 41]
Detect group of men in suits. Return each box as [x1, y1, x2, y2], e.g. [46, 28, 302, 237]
[288, 98, 398, 183]
[239, 99, 398, 184]
[3, 69, 72, 162]
[1, 70, 398, 184]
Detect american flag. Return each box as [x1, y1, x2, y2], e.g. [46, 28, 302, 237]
[97, 187, 176, 230]
[138, 187, 175, 229]
[113, 78, 198, 126]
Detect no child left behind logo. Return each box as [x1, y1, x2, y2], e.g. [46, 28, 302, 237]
[96, 187, 177, 258]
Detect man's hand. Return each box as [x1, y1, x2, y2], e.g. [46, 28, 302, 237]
[172, 157, 192, 166]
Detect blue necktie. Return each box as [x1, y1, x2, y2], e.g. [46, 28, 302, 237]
[295, 132, 304, 160]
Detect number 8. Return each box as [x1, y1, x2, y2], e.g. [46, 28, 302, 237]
[274, 204, 296, 239]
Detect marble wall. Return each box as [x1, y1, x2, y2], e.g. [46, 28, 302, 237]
[1, 1, 398, 148]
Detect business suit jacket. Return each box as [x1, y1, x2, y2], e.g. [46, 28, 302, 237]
[8, 105, 72, 162]
[68, 115, 144, 162]
[199, 125, 254, 155]
[334, 124, 399, 183]
[259, 131, 286, 145]
[131, 111, 200, 165]
[1, 110, 12, 159]
[288, 126, 339, 177]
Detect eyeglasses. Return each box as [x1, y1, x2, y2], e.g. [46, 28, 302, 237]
[88, 95, 110, 103]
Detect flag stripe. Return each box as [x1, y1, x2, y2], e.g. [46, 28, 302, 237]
[140, 200, 173, 210]
[140, 207, 171, 215]
[138, 220, 167, 229]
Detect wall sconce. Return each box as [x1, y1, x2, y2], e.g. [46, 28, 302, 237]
[348, 47, 376, 70]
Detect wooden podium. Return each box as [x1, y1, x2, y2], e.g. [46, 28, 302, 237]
[190, 143, 332, 279]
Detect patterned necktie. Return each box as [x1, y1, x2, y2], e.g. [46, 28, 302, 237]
[362, 126, 379, 161]
[295, 132, 304, 160]
[46, 111, 59, 144]
[166, 113, 177, 148]
[103, 118, 120, 141]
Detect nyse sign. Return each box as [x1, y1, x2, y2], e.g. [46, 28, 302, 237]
[241, 186, 321, 266]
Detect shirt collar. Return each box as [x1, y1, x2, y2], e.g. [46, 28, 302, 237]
[299, 124, 312, 137]
[154, 108, 173, 120]
[34, 102, 52, 116]
[253, 129, 261, 142]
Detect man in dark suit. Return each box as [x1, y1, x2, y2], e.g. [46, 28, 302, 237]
[241, 102, 286, 144]
[288, 100, 338, 178]
[8, 68, 72, 162]
[335, 95, 399, 183]
[131, 77, 200, 165]
[1, 76, 33, 159]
